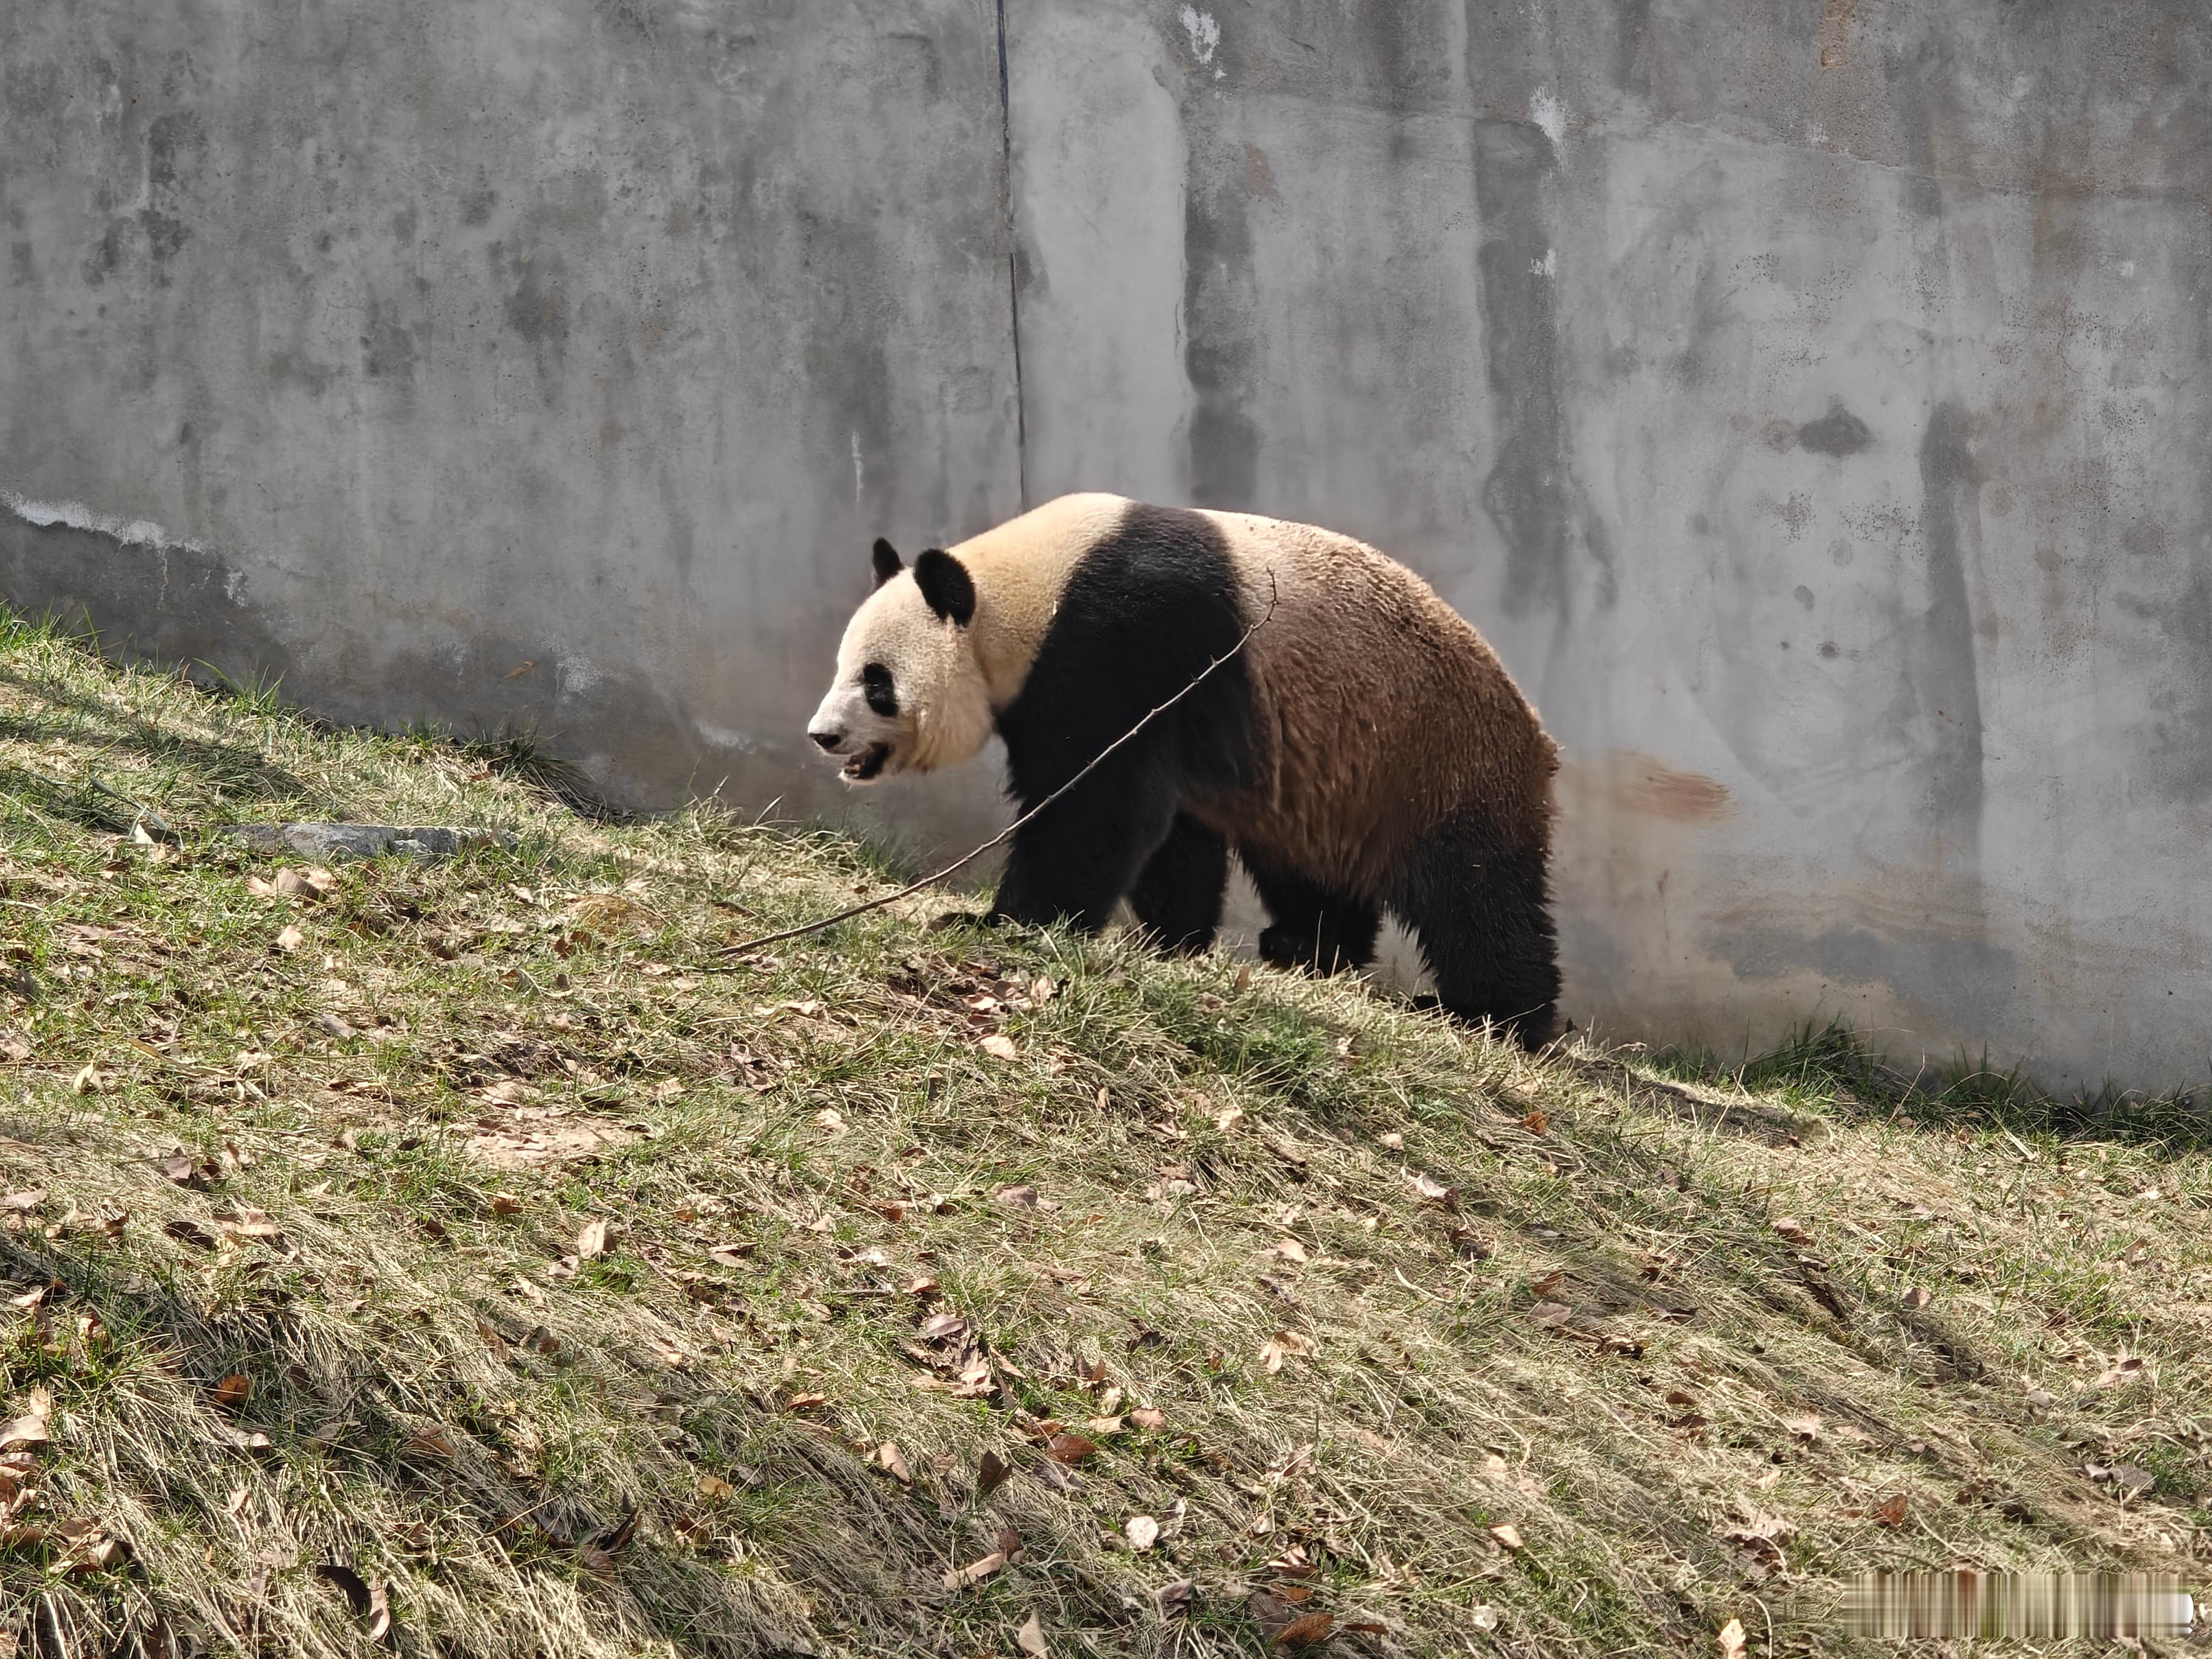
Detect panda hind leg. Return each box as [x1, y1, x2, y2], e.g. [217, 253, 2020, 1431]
[1127, 812, 1229, 954]
[1247, 858, 1381, 975]
[1392, 813, 1560, 1049]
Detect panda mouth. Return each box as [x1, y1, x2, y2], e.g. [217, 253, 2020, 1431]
[841, 743, 891, 781]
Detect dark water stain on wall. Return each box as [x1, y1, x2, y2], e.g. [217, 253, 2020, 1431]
[1613, 0, 1654, 97]
[795, 205, 899, 532]
[499, 247, 570, 345]
[140, 109, 207, 272]
[1796, 398, 1874, 456]
[1913, 400, 1986, 834]
[2118, 569, 2212, 801]
[0, 512, 692, 813]
[1470, 117, 1571, 618]
[1182, 112, 1262, 510]
[361, 296, 419, 379]
[146, 111, 207, 191]
[0, 515, 292, 688]
[1721, 918, 2018, 1043]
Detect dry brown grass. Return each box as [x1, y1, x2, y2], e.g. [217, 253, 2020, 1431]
[0, 611, 2207, 1657]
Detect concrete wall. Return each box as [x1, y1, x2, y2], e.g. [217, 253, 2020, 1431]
[5, 1, 2210, 1093]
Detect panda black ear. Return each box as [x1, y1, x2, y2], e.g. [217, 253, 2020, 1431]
[871, 537, 903, 589]
[912, 548, 976, 626]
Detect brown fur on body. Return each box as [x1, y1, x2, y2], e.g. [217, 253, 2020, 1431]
[915, 493, 1557, 897]
[1196, 510, 1557, 898]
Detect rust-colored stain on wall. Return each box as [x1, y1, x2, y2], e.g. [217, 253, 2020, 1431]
[1819, 0, 1854, 67]
[1611, 751, 1733, 824]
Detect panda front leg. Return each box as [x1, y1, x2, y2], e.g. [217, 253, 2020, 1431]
[989, 754, 1182, 935]
[1127, 813, 1229, 954]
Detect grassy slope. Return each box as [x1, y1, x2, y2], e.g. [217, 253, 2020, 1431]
[0, 612, 2206, 1658]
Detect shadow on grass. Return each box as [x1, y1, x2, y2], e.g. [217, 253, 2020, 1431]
[1645, 1017, 2212, 1154]
[0, 658, 314, 817]
[0, 1223, 925, 1657]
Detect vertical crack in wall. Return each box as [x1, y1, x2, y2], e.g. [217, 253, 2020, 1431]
[994, 0, 1029, 512]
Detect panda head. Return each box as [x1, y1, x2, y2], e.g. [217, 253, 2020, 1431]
[807, 537, 991, 783]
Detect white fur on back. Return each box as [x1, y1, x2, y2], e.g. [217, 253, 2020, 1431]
[950, 493, 1130, 708]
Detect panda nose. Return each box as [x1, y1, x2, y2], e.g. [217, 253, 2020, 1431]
[810, 727, 842, 753]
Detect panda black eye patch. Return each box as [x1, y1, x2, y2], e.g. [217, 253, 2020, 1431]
[861, 663, 898, 717]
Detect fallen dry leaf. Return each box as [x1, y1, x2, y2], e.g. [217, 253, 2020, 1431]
[1273, 1238, 1309, 1263]
[71, 1062, 103, 1095]
[1717, 1617, 1746, 1659]
[1124, 1514, 1161, 1551]
[1521, 1108, 1549, 1135]
[66, 1532, 127, 1573]
[1130, 1407, 1168, 1432]
[491, 1196, 523, 1217]
[1783, 1413, 1823, 1442]
[315, 1563, 393, 1640]
[0, 1416, 48, 1453]
[979, 1034, 1019, 1062]
[1016, 1612, 1048, 1656]
[1871, 1492, 1908, 1527]
[1901, 1286, 1932, 1309]
[873, 1441, 913, 1485]
[1258, 1330, 1316, 1373]
[404, 1427, 458, 1459]
[575, 1219, 610, 1260]
[1273, 1612, 1335, 1648]
[1408, 1171, 1456, 1205]
[1527, 1300, 1573, 1328]
[1489, 1522, 1523, 1550]
[1471, 1606, 1500, 1631]
[815, 1108, 847, 1134]
[212, 1374, 252, 1410]
[978, 1450, 1013, 1496]
[274, 923, 304, 953]
[215, 1206, 285, 1244]
[943, 1549, 1006, 1591]
[697, 1473, 738, 1500]
[1449, 1225, 1495, 1258]
[1046, 1433, 1097, 1465]
[995, 1184, 1040, 1208]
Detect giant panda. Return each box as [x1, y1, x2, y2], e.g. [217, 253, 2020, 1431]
[806, 493, 1561, 1046]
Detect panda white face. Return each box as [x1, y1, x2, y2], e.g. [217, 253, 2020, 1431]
[807, 542, 992, 783]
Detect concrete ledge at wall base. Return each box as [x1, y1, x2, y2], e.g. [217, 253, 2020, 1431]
[221, 824, 517, 860]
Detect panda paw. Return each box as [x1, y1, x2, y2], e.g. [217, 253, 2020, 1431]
[925, 907, 993, 934]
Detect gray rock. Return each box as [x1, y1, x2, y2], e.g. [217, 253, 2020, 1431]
[222, 823, 515, 860]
